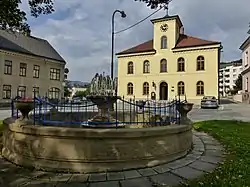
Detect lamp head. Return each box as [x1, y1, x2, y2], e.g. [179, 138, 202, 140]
[120, 11, 126, 18]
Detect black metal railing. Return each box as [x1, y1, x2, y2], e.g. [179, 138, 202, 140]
[11, 94, 186, 127]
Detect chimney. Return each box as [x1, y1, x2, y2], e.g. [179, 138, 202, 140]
[180, 27, 184, 34]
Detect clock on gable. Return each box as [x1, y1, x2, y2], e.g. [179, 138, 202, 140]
[160, 24, 168, 32]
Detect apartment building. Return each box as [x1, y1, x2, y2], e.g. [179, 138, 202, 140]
[0, 30, 66, 103]
[219, 60, 242, 96]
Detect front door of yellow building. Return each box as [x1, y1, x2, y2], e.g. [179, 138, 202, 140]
[160, 82, 168, 100]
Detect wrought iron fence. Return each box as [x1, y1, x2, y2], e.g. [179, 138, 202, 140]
[11, 95, 185, 127]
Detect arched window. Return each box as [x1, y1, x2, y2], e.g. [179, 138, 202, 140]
[196, 81, 204, 96]
[143, 82, 149, 95]
[177, 57, 185, 72]
[197, 56, 205, 71]
[160, 59, 167, 72]
[127, 83, 133, 95]
[49, 87, 60, 99]
[143, 60, 150, 73]
[161, 36, 167, 49]
[127, 62, 134, 74]
[177, 81, 185, 96]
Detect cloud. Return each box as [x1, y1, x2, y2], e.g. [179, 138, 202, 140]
[22, 0, 250, 82]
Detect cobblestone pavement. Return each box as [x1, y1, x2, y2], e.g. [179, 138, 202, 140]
[0, 131, 225, 187]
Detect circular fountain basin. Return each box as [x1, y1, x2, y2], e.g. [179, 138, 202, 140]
[2, 118, 192, 173]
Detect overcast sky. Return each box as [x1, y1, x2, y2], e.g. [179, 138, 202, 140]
[21, 0, 250, 82]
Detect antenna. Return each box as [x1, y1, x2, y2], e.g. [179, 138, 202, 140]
[164, 0, 173, 17]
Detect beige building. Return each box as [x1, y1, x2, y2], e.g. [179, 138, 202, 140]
[0, 30, 66, 103]
[240, 36, 250, 92]
[116, 15, 222, 104]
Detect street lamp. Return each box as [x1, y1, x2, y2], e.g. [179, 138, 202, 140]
[111, 10, 126, 80]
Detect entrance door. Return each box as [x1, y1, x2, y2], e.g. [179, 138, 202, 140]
[159, 82, 168, 100]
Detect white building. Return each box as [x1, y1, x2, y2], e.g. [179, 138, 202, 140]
[219, 60, 242, 96]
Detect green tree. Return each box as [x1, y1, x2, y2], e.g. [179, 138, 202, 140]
[1, 0, 168, 34]
[0, 0, 54, 34]
[235, 74, 242, 90]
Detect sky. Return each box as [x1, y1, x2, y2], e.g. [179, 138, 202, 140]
[20, 0, 250, 82]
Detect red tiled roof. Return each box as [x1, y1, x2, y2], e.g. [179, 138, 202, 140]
[116, 34, 220, 55]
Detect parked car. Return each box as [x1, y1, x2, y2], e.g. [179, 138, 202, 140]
[71, 97, 82, 104]
[201, 96, 219, 109]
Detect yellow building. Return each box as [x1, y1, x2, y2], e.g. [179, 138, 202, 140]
[116, 15, 222, 104]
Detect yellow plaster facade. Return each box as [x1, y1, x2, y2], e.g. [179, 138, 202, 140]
[117, 16, 221, 104]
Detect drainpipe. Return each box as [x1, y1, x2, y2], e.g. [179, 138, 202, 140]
[218, 45, 223, 105]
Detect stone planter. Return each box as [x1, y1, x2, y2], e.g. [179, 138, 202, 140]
[176, 102, 194, 125]
[14, 101, 34, 121]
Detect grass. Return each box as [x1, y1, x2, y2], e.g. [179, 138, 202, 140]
[180, 120, 250, 187]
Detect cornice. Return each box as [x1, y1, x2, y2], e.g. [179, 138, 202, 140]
[117, 51, 156, 58]
[0, 49, 65, 65]
[172, 46, 221, 53]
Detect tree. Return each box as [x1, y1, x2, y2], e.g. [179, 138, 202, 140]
[135, 0, 170, 9]
[235, 74, 242, 91]
[1, 0, 168, 34]
[0, 0, 54, 34]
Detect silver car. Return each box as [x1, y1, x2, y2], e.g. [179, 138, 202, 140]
[201, 96, 219, 109]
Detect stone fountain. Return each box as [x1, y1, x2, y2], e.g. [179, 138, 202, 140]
[85, 73, 123, 128]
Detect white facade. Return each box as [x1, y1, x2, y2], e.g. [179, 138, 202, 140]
[219, 63, 242, 96]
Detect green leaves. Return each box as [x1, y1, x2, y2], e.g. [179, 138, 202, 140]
[0, 0, 54, 34]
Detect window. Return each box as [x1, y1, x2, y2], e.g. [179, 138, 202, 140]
[233, 69, 236, 73]
[127, 83, 133, 95]
[245, 51, 249, 67]
[19, 63, 27, 77]
[127, 62, 133, 74]
[161, 36, 167, 49]
[196, 81, 204, 96]
[18, 86, 26, 98]
[33, 87, 39, 97]
[246, 77, 249, 91]
[197, 56, 205, 71]
[143, 82, 149, 95]
[48, 87, 60, 99]
[33, 65, 40, 78]
[3, 85, 11, 99]
[177, 81, 185, 96]
[143, 60, 150, 73]
[50, 68, 60, 80]
[4, 60, 12, 75]
[177, 57, 185, 72]
[160, 59, 167, 72]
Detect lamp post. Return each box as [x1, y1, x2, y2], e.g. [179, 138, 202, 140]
[111, 10, 126, 80]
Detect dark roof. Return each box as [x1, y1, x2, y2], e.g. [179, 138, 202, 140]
[151, 15, 183, 27]
[0, 30, 66, 63]
[220, 59, 242, 69]
[239, 36, 250, 50]
[117, 34, 220, 55]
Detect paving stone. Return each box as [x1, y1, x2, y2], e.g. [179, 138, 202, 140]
[189, 160, 217, 172]
[21, 171, 48, 179]
[107, 171, 124, 180]
[138, 168, 157, 176]
[152, 164, 171, 173]
[89, 173, 106, 182]
[206, 145, 224, 151]
[150, 172, 183, 186]
[123, 170, 141, 179]
[57, 182, 89, 187]
[8, 177, 31, 186]
[69, 174, 89, 182]
[171, 166, 205, 180]
[185, 153, 201, 160]
[193, 146, 205, 152]
[120, 177, 152, 187]
[200, 156, 223, 164]
[22, 181, 57, 187]
[202, 139, 220, 145]
[49, 173, 72, 182]
[165, 157, 195, 169]
[205, 149, 225, 157]
[193, 132, 207, 136]
[89, 181, 120, 187]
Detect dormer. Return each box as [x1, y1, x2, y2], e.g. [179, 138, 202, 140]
[151, 15, 183, 51]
